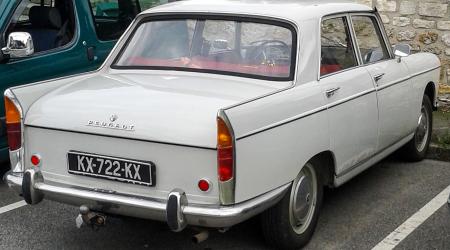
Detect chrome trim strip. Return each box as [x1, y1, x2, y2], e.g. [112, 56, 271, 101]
[328, 88, 376, 109]
[236, 65, 440, 141]
[335, 132, 414, 178]
[6, 170, 290, 228]
[237, 105, 327, 141]
[237, 88, 376, 140]
[25, 125, 216, 151]
[377, 66, 441, 91]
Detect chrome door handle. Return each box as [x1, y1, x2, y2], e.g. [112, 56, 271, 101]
[325, 87, 340, 98]
[373, 73, 385, 82]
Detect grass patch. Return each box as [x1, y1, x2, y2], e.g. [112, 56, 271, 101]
[433, 110, 450, 149]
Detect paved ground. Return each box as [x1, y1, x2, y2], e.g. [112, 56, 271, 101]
[0, 157, 449, 250]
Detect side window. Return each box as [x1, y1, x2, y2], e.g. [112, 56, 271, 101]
[89, 0, 175, 41]
[351, 15, 390, 64]
[89, 0, 140, 41]
[321, 17, 358, 76]
[6, 0, 76, 54]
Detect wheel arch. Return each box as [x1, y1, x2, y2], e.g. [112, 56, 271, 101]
[309, 151, 336, 188]
[424, 81, 437, 111]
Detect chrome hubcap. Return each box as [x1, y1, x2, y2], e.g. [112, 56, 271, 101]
[289, 163, 317, 234]
[415, 105, 429, 152]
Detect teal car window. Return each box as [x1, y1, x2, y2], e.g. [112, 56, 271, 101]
[89, 0, 177, 41]
[89, 0, 140, 41]
[6, 0, 76, 54]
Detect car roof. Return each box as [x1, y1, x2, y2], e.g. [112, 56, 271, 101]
[143, 0, 373, 24]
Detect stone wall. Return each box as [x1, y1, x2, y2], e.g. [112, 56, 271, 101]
[355, 0, 450, 84]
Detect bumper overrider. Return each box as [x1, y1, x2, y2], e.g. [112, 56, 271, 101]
[4, 169, 290, 231]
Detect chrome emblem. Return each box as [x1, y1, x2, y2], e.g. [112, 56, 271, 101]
[110, 114, 118, 122]
[87, 115, 135, 132]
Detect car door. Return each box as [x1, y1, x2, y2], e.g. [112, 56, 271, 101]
[350, 14, 414, 151]
[319, 14, 379, 175]
[0, 0, 93, 89]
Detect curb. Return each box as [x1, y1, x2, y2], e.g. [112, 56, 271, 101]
[427, 144, 450, 162]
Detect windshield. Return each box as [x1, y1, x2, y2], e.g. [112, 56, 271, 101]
[114, 18, 296, 80]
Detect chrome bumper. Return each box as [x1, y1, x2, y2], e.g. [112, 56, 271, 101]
[5, 170, 290, 231]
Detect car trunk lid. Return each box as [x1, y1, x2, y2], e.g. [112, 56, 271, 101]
[25, 71, 288, 148]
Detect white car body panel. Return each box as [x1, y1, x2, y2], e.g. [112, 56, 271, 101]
[4, 0, 441, 229]
[24, 71, 286, 149]
[322, 67, 379, 175]
[366, 59, 415, 150]
[25, 126, 220, 204]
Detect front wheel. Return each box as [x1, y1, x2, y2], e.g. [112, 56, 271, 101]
[260, 160, 323, 249]
[402, 95, 433, 161]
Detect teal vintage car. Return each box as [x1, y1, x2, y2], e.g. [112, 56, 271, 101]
[0, 0, 174, 161]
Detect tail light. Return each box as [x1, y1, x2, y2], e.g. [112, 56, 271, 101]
[217, 116, 234, 182]
[5, 95, 22, 151]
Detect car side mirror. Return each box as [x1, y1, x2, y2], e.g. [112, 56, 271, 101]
[1, 32, 34, 59]
[393, 44, 411, 62]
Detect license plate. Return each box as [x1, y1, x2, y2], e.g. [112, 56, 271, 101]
[67, 151, 155, 186]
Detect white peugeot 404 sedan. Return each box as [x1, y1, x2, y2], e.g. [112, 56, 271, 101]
[4, 0, 440, 248]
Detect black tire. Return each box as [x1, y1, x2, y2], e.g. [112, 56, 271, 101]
[260, 159, 324, 250]
[401, 95, 433, 161]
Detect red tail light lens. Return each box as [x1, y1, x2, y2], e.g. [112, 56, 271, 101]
[5, 96, 22, 151]
[217, 117, 233, 182]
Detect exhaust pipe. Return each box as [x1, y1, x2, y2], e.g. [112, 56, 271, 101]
[192, 230, 209, 244]
[75, 205, 107, 230]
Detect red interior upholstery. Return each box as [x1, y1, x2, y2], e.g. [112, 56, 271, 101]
[127, 57, 290, 77]
[320, 64, 342, 76]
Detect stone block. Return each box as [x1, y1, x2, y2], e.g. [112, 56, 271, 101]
[356, 0, 373, 7]
[445, 48, 450, 56]
[397, 30, 416, 41]
[393, 17, 411, 26]
[418, 3, 448, 17]
[441, 33, 450, 47]
[413, 19, 435, 29]
[438, 21, 450, 31]
[399, 1, 416, 15]
[380, 14, 390, 24]
[376, 0, 397, 12]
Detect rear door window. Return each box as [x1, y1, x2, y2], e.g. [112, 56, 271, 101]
[320, 16, 358, 76]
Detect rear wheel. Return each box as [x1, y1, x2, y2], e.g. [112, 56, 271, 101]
[402, 95, 433, 161]
[261, 159, 323, 249]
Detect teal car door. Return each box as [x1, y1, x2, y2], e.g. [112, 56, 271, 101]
[86, 0, 174, 64]
[0, 0, 96, 89]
